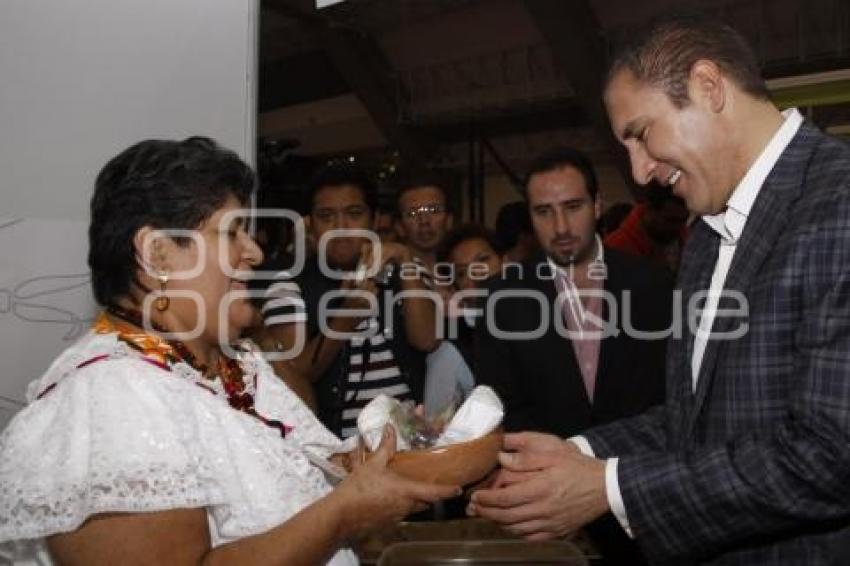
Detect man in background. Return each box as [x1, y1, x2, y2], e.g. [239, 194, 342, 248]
[394, 171, 454, 275]
[262, 163, 438, 437]
[475, 147, 673, 564]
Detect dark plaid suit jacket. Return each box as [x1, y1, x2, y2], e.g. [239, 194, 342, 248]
[583, 122, 850, 564]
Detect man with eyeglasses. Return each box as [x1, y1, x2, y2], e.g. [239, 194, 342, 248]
[392, 171, 479, 492]
[394, 171, 455, 277]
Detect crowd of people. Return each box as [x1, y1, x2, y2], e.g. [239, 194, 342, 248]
[0, 16, 847, 566]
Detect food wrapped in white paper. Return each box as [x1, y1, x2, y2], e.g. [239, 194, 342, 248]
[356, 386, 503, 451]
[435, 385, 503, 447]
[356, 394, 411, 451]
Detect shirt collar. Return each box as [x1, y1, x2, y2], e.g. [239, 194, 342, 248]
[546, 234, 605, 279]
[702, 108, 803, 243]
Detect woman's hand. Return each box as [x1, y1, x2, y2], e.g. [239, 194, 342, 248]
[332, 426, 460, 542]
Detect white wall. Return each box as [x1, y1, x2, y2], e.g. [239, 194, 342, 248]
[0, 0, 258, 429]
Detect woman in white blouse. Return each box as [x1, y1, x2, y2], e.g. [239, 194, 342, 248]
[0, 137, 458, 565]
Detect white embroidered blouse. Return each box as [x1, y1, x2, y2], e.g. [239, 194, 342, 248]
[0, 330, 357, 566]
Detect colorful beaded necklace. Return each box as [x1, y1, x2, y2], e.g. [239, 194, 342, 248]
[98, 306, 288, 437]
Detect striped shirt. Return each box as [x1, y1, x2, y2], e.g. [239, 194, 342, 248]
[262, 270, 411, 439]
[340, 319, 411, 438]
[262, 271, 307, 326]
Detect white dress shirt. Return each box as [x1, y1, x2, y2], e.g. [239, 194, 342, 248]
[572, 108, 803, 538]
[691, 108, 803, 388]
[547, 236, 606, 400]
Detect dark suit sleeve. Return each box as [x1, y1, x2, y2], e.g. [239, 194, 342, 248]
[583, 254, 673, 457]
[582, 404, 668, 457]
[611, 209, 850, 563]
[473, 286, 541, 432]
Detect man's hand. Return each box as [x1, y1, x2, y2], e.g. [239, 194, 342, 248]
[336, 241, 415, 324]
[358, 241, 439, 352]
[467, 432, 609, 541]
[340, 276, 379, 310]
[360, 241, 413, 275]
[476, 432, 578, 490]
[506, 431, 580, 454]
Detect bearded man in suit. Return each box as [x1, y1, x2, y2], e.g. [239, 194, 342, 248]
[475, 146, 673, 564]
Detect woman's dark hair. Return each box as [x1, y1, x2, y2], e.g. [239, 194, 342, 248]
[494, 201, 533, 253]
[88, 136, 254, 306]
[437, 223, 500, 263]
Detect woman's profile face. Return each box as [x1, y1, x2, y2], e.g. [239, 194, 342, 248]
[163, 195, 263, 347]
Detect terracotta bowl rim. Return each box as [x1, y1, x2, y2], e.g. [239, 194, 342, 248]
[391, 429, 503, 458]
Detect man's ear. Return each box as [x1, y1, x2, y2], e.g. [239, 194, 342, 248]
[689, 59, 726, 113]
[594, 197, 603, 220]
[445, 212, 455, 231]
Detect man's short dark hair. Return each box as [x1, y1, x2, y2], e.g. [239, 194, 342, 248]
[523, 147, 599, 201]
[306, 162, 377, 214]
[391, 168, 451, 213]
[89, 137, 254, 307]
[436, 223, 500, 263]
[608, 16, 770, 108]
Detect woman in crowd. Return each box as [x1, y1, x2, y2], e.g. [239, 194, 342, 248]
[0, 137, 457, 565]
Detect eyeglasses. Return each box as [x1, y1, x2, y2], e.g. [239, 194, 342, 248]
[403, 203, 447, 220]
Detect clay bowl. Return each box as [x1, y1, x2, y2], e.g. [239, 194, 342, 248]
[388, 430, 503, 486]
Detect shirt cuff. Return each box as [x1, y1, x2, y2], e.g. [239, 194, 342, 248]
[605, 457, 634, 538]
[567, 435, 595, 457]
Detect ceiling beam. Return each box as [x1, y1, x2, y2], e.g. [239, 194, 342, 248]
[521, 0, 637, 195]
[410, 101, 590, 143]
[318, 27, 434, 170]
[263, 0, 434, 171]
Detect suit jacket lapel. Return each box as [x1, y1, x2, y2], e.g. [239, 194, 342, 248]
[537, 252, 621, 411]
[679, 221, 720, 367]
[686, 122, 814, 434]
[531, 258, 593, 409]
[670, 219, 718, 441]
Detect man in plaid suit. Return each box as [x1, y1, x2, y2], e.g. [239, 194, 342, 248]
[469, 17, 850, 565]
